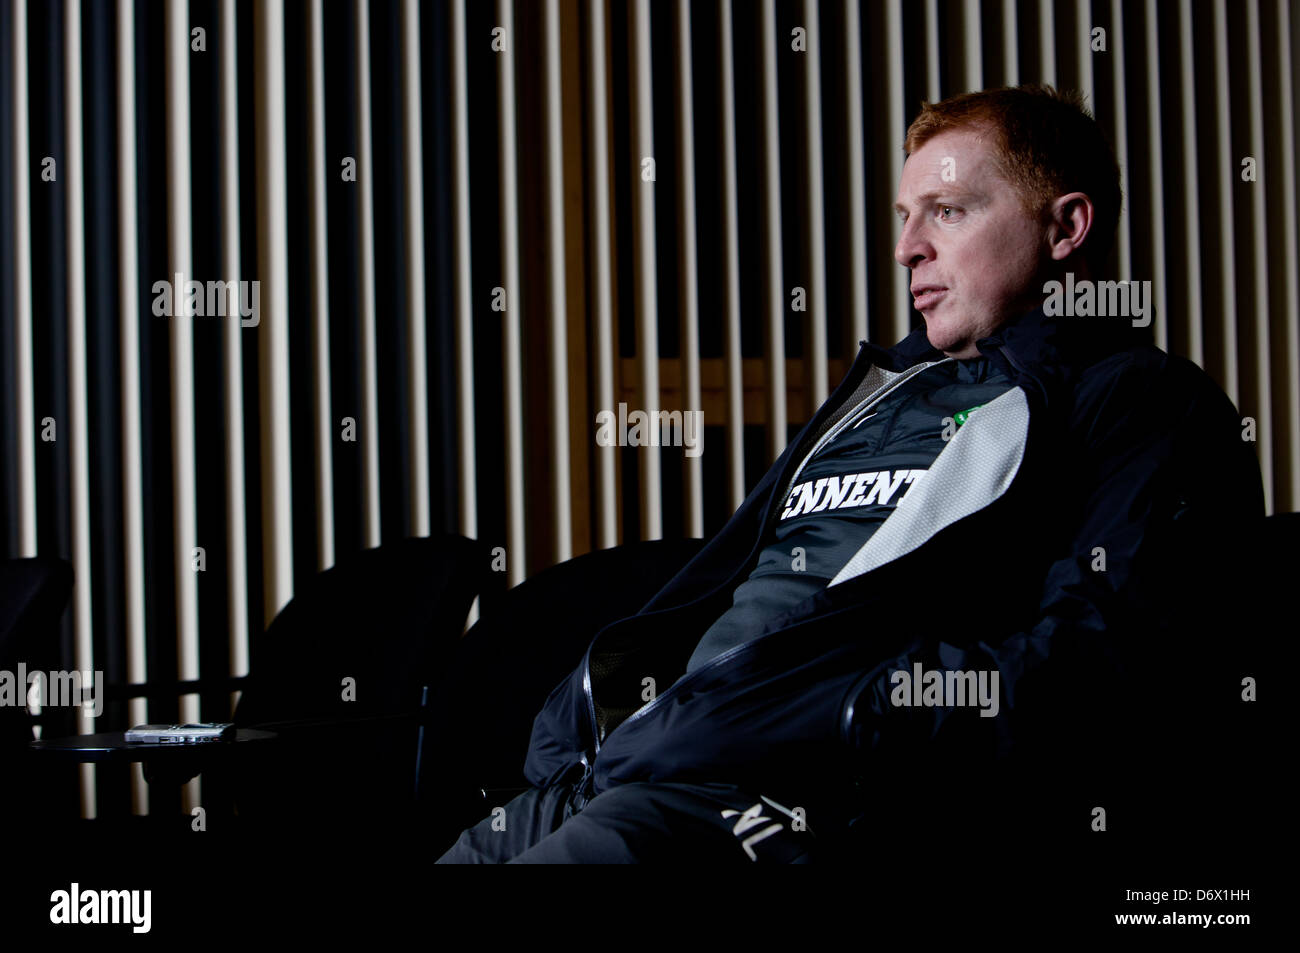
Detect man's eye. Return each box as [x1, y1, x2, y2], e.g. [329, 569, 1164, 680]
[938, 205, 956, 220]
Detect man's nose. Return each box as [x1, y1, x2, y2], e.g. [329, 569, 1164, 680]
[894, 219, 928, 269]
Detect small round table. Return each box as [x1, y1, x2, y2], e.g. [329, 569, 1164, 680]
[28, 729, 278, 784]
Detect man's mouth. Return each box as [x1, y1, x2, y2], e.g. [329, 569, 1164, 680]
[911, 285, 947, 311]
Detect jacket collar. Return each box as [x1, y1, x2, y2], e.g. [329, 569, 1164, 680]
[868, 303, 1145, 381]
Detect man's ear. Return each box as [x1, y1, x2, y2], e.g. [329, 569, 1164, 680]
[1045, 192, 1094, 264]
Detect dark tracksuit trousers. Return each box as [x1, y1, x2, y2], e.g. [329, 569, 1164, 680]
[435, 778, 823, 863]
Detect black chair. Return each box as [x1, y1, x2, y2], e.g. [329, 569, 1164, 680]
[839, 510, 1294, 863]
[229, 534, 492, 830]
[0, 556, 76, 821]
[416, 536, 706, 850]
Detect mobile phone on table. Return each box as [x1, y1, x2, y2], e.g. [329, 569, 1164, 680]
[124, 723, 235, 744]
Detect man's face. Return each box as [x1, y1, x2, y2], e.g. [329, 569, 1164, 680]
[893, 127, 1048, 358]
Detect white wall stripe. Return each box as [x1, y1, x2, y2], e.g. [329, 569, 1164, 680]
[801, 0, 829, 413]
[1244, 0, 1273, 513]
[1143, 0, 1169, 353]
[1002, 0, 1019, 86]
[115, 0, 149, 816]
[401, 0, 431, 540]
[924, 0, 941, 102]
[885, 0, 909, 341]
[63, 0, 96, 818]
[759, 0, 786, 466]
[672, 0, 704, 539]
[449, 0, 480, 618]
[1274, 0, 1300, 513]
[585, 0, 616, 551]
[354, 0, 381, 548]
[10, 0, 35, 558]
[963, 0, 982, 91]
[1076, 0, 1094, 107]
[842, 0, 868, 347]
[718, 0, 745, 511]
[1039, 0, 1057, 86]
[630, 0, 662, 540]
[1177, 0, 1204, 366]
[220, 0, 249, 719]
[496, 0, 526, 583]
[543, 0, 573, 562]
[306, 0, 334, 571]
[254, 0, 294, 624]
[1211, 0, 1238, 405]
[1109, 0, 1132, 283]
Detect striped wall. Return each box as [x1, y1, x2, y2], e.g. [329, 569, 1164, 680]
[2, 0, 1297, 820]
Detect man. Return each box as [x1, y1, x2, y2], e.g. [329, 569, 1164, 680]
[437, 85, 1263, 863]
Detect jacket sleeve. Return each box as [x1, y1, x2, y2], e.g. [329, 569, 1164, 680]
[840, 353, 1265, 775]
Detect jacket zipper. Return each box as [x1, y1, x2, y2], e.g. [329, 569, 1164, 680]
[570, 751, 594, 812]
[767, 358, 952, 536]
[840, 359, 1042, 746]
[598, 624, 774, 746]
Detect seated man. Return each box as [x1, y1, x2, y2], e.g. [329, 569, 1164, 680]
[437, 85, 1263, 863]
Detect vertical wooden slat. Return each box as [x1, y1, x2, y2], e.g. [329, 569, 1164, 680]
[584, 0, 615, 549]
[1109, 0, 1132, 281]
[759, 0, 785, 465]
[1177, 0, 1204, 366]
[842, 0, 867, 348]
[543, 0, 573, 561]
[672, 0, 703, 538]
[10, 0, 36, 558]
[1076, 0, 1094, 106]
[1143, 0, 1169, 352]
[306, 0, 334, 570]
[397, 0, 428, 535]
[401, 0, 431, 539]
[718, 0, 744, 511]
[1211, 0, 1238, 404]
[629, 0, 661, 539]
[1273, 0, 1300, 513]
[963, 0, 983, 91]
[800, 0, 828, 413]
[64, 0, 97, 817]
[1038, 0, 1057, 85]
[354, 0, 381, 548]
[165, 0, 200, 813]
[1243, 0, 1272, 513]
[924, 0, 941, 102]
[115, 0, 148, 816]
[886, 0, 909, 341]
[254, 0, 294, 623]
[220, 0, 250, 716]
[1003, 0, 1019, 86]
[496, 0, 526, 582]
[450, 0, 480, 619]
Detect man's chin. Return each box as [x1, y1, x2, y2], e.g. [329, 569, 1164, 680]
[922, 323, 980, 359]
[921, 317, 961, 354]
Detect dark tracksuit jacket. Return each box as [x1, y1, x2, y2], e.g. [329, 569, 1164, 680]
[521, 305, 1265, 842]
